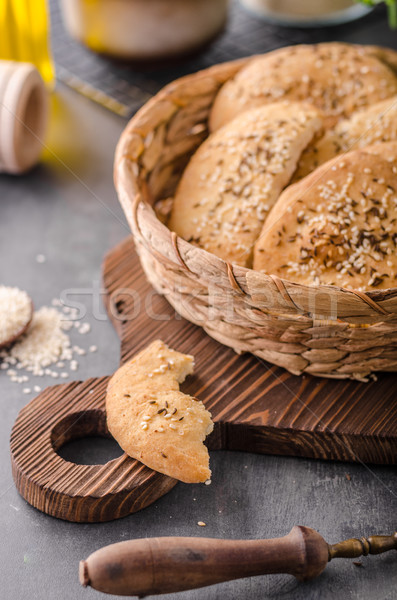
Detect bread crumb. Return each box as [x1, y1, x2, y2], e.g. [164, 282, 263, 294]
[197, 521, 206, 527]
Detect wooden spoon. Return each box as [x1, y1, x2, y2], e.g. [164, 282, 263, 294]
[80, 526, 397, 597]
[0, 295, 33, 349]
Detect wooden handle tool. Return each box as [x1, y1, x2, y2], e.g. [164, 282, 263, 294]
[80, 526, 397, 597]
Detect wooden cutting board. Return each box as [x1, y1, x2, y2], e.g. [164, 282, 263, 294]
[10, 237, 397, 522]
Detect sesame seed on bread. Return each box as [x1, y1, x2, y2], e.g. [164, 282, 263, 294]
[356, 140, 397, 163]
[106, 340, 213, 484]
[169, 103, 323, 267]
[364, 45, 397, 75]
[253, 145, 397, 291]
[209, 43, 397, 132]
[294, 96, 397, 180]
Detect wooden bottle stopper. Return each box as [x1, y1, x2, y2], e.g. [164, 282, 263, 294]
[0, 60, 48, 174]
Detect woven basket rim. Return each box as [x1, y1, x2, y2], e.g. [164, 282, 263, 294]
[114, 57, 397, 322]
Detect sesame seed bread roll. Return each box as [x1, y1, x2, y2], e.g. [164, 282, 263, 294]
[106, 340, 213, 484]
[169, 103, 323, 267]
[210, 43, 397, 132]
[295, 97, 397, 180]
[364, 45, 397, 75]
[364, 140, 397, 162]
[253, 146, 397, 291]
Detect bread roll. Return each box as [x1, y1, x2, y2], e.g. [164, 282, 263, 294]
[106, 340, 213, 484]
[169, 103, 323, 267]
[295, 96, 397, 179]
[364, 45, 397, 75]
[364, 140, 397, 162]
[210, 43, 397, 132]
[253, 145, 397, 291]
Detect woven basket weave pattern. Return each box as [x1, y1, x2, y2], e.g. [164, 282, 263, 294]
[115, 59, 397, 380]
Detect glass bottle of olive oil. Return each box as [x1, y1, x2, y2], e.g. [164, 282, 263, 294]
[0, 0, 54, 86]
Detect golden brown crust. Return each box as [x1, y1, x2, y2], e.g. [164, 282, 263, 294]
[294, 97, 397, 180]
[106, 340, 213, 483]
[356, 140, 397, 162]
[169, 103, 323, 267]
[210, 43, 397, 132]
[253, 145, 397, 291]
[364, 45, 397, 75]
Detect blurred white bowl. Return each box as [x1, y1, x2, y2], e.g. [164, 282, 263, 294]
[240, 0, 372, 27]
[60, 0, 229, 60]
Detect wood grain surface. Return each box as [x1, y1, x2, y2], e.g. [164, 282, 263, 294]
[10, 236, 397, 522]
[80, 528, 397, 596]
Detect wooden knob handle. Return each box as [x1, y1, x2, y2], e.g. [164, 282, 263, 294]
[0, 60, 48, 174]
[80, 526, 329, 596]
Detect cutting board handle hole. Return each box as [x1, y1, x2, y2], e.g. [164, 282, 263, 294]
[51, 409, 123, 466]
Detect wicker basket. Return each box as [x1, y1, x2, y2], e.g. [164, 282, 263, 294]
[114, 58, 397, 380]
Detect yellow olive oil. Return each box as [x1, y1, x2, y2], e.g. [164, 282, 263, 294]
[0, 0, 54, 85]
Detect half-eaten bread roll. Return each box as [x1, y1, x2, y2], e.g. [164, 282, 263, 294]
[106, 340, 213, 483]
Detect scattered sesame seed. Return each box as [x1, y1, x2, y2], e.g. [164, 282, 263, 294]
[79, 323, 91, 334]
[0, 297, 100, 388]
[197, 521, 206, 527]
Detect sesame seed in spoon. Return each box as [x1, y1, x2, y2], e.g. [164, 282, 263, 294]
[0, 286, 33, 349]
